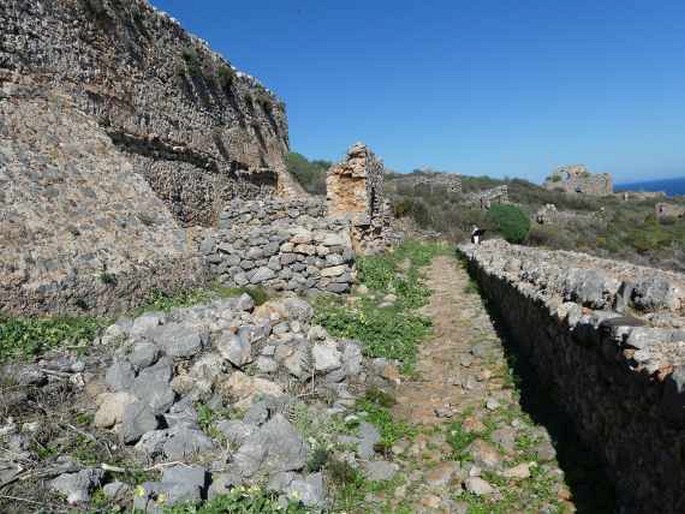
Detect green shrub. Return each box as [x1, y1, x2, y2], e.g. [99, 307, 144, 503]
[285, 152, 330, 195]
[487, 204, 531, 244]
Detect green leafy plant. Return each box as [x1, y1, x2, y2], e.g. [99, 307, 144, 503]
[163, 485, 309, 513]
[0, 315, 107, 362]
[356, 390, 416, 449]
[487, 204, 531, 244]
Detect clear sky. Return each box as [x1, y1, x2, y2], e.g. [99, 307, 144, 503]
[151, 0, 685, 183]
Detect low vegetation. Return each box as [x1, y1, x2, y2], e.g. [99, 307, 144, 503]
[0, 315, 107, 362]
[0, 285, 268, 363]
[285, 152, 331, 195]
[164, 486, 309, 513]
[314, 240, 445, 373]
[384, 170, 685, 271]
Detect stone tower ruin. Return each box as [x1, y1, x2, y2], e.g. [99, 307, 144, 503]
[326, 142, 395, 253]
[326, 142, 384, 220]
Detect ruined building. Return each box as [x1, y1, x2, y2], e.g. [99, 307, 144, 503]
[656, 202, 685, 219]
[544, 164, 613, 195]
[326, 142, 396, 253]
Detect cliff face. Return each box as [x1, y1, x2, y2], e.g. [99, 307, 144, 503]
[0, 0, 303, 314]
[1, 0, 302, 226]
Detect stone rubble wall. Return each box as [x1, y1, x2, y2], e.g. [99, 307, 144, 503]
[460, 239, 685, 513]
[202, 199, 355, 294]
[0, 0, 303, 227]
[0, 90, 203, 316]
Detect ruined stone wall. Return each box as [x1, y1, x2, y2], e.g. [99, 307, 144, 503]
[0, 0, 303, 227]
[544, 165, 613, 195]
[326, 143, 398, 254]
[203, 199, 355, 294]
[656, 202, 685, 219]
[460, 240, 685, 513]
[0, 88, 203, 315]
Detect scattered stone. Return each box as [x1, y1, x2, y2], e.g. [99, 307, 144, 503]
[49, 469, 104, 504]
[286, 472, 324, 507]
[357, 422, 381, 459]
[216, 333, 252, 367]
[363, 460, 398, 481]
[120, 400, 158, 444]
[105, 359, 135, 392]
[128, 342, 159, 369]
[103, 481, 130, 499]
[312, 342, 342, 372]
[233, 414, 307, 477]
[485, 398, 500, 411]
[94, 391, 137, 428]
[502, 462, 532, 480]
[467, 439, 501, 469]
[149, 323, 205, 358]
[464, 476, 495, 496]
[220, 371, 284, 409]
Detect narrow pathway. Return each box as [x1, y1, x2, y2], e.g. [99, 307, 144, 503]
[373, 255, 577, 513]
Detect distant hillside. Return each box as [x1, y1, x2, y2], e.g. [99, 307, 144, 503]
[385, 171, 685, 272]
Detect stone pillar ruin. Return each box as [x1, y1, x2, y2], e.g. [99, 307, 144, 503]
[326, 142, 396, 253]
[326, 142, 384, 220]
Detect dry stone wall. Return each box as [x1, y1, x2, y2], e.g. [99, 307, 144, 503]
[203, 199, 355, 294]
[460, 239, 685, 513]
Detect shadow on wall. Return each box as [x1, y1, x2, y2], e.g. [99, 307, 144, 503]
[472, 277, 617, 513]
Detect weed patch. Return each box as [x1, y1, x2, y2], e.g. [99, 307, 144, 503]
[0, 315, 107, 362]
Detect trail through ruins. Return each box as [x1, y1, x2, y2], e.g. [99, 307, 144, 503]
[369, 254, 612, 513]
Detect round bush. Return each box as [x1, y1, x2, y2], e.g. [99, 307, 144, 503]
[487, 204, 531, 244]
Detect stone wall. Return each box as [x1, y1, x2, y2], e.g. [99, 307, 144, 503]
[544, 164, 613, 195]
[460, 239, 685, 513]
[0, 88, 203, 315]
[203, 199, 355, 294]
[1, 0, 303, 227]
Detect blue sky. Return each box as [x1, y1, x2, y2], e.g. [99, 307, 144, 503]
[151, 0, 685, 183]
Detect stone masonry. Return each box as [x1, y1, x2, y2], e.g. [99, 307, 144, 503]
[326, 142, 397, 254]
[1, 0, 303, 228]
[203, 199, 355, 294]
[656, 202, 685, 219]
[0, 0, 308, 315]
[461, 239, 685, 513]
[544, 164, 613, 195]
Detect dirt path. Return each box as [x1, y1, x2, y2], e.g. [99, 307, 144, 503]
[394, 255, 503, 425]
[372, 255, 576, 513]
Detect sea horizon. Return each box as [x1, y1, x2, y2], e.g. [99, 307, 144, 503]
[615, 176, 685, 197]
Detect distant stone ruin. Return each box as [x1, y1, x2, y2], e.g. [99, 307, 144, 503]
[387, 172, 463, 194]
[656, 202, 685, 219]
[544, 165, 613, 195]
[326, 143, 397, 253]
[464, 185, 509, 209]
